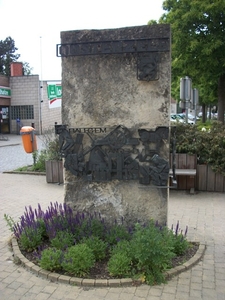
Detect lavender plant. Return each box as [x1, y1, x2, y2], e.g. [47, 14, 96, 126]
[170, 221, 189, 255]
[50, 231, 75, 250]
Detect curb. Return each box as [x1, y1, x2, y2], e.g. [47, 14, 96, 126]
[11, 238, 206, 287]
[164, 243, 206, 280]
[3, 171, 46, 176]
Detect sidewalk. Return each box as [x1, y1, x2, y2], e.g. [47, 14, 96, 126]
[0, 134, 45, 173]
[0, 172, 225, 299]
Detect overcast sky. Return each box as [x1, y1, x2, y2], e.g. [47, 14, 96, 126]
[0, 0, 164, 80]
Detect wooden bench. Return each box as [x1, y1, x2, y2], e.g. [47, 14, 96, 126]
[169, 169, 196, 176]
[169, 168, 196, 193]
[169, 154, 197, 194]
[170, 153, 197, 193]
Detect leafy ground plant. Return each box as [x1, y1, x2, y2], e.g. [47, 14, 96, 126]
[6, 202, 193, 285]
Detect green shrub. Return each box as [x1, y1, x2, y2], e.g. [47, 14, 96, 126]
[171, 121, 225, 175]
[78, 217, 106, 240]
[172, 233, 190, 256]
[89, 218, 106, 239]
[50, 231, 75, 250]
[107, 240, 133, 277]
[81, 236, 107, 261]
[105, 224, 131, 246]
[19, 227, 43, 252]
[61, 244, 95, 276]
[31, 150, 46, 172]
[40, 248, 63, 271]
[10, 202, 192, 286]
[110, 239, 131, 256]
[108, 252, 132, 277]
[4, 214, 16, 232]
[130, 222, 175, 284]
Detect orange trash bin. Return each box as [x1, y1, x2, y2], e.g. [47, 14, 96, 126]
[20, 126, 37, 153]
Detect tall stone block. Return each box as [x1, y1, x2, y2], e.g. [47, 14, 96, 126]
[59, 25, 171, 226]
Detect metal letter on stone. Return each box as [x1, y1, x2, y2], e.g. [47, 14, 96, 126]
[55, 124, 169, 187]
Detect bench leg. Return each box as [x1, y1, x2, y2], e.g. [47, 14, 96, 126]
[190, 187, 195, 194]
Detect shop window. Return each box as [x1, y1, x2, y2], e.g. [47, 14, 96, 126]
[11, 105, 34, 120]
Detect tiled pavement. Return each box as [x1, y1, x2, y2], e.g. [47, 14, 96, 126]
[0, 135, 225, 299]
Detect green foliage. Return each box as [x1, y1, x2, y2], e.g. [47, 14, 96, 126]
[30, 128, 61, 172]
[105, 224, 131, 246]
[32, 150, 38, 165]
[81, 236, 107, 261]
[39, 128, 61, 161]
[31, 150, 46, 171]
[19, 227, 43, 252]
[110, 239, 131, 256]
[0, 37, 20, 76]
[4, 214, 16, 232]
[77, 217, 106, 240]
[39, 248, 63, 272]
[171, 121, 225, 175]
[172, 233, 190, 256]
[108, 252, 132, 278]
[62, 244, 95, 276]
[22, 61, 33, 75]
[160, 0, 225, 122]
[37, 219, 47, 238]
[108, 240, 133, 277]
[50, 231, 75, 250]
[88, 218, 106, 239]
[0, 37, 32, 76]
[130, 223, 175, 284]
[107, 222, 179, 284]
[13, 203, 191, 286]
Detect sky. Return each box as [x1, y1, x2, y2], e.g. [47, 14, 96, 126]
[0, 0, 165, 81]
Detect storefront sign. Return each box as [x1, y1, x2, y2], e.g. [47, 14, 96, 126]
[47, 82, 61, 108]
[0, 86, 11, 98]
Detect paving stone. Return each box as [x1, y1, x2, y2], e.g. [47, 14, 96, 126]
[1, 154, 225, 300]
[35, 292, 51, 300]
[161, 293, 177, 300]
[102, 292, 120, 300]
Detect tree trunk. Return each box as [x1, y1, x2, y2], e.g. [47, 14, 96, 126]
[202, 103, 206, 123]
[218, 75, 225, 124]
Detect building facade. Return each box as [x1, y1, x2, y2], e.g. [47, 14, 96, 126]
[0, 62, 61, 135]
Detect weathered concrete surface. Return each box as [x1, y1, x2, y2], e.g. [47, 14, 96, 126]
[64, 180, 167, 226]
[61, 25, 170, 225]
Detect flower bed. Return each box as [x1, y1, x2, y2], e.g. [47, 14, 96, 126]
[6, 202, 194, 286]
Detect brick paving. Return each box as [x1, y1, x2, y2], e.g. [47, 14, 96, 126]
[0, 135, 225, 299]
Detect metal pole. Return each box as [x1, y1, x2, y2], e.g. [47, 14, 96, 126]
[185, 76, 191, 124]
[40, 36, 43, 135]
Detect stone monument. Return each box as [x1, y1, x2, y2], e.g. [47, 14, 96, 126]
[57, 24, 171, 226]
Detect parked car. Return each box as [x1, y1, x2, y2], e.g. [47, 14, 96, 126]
[170, 114, 195, 124]
[170, 114, 184, 123]
[177, 113, 195, 124]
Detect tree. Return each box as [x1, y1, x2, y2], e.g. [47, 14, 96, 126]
[22, 61, 33, 75]
[0, 37, 20, 76]
[0, 36, 32, 77]
[147, 20, 158, 25]
[160, 0, 225, 123]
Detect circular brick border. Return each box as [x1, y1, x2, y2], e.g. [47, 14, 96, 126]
[11, 237, 206, 287]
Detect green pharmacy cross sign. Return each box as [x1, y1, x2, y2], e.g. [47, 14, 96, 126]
[47, 83, 62, 104]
